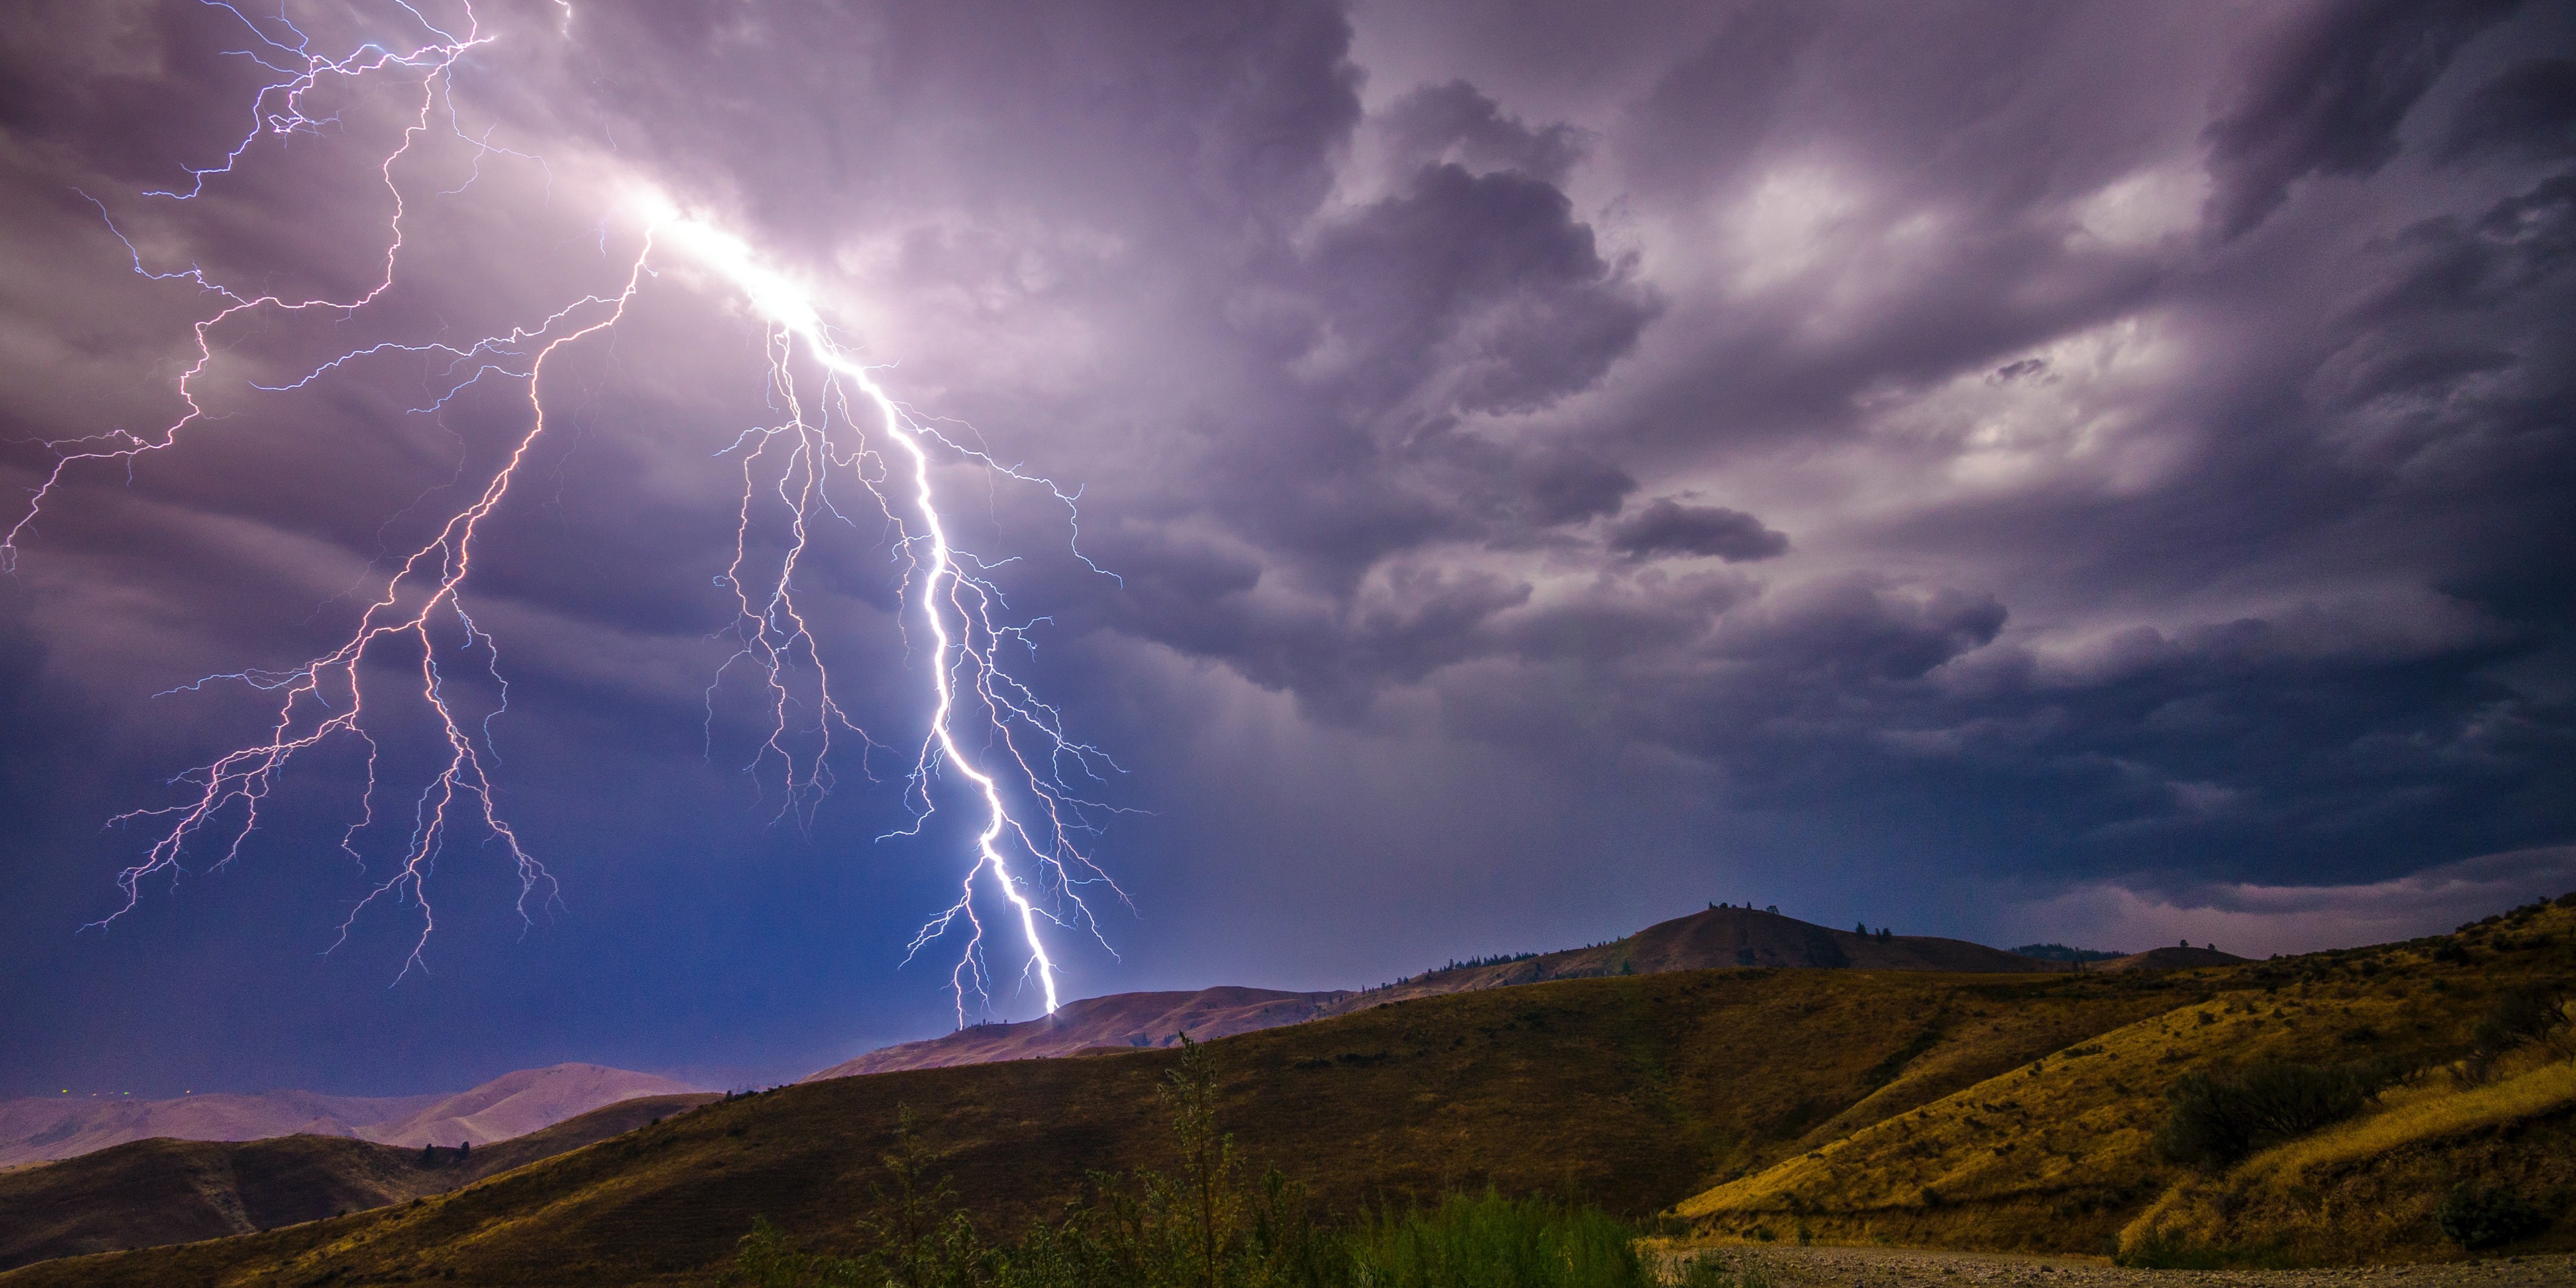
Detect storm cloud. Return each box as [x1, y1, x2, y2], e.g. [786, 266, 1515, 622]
[2, 0, 2572, 1096]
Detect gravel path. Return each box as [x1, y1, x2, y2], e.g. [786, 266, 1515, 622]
[1664, 1246, 2576, 1288]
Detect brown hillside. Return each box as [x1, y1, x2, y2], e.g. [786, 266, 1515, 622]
[0, 1092, 714, 1273]
[362, 1063, 703, 1146]
[0, 1090, 438, 1169]
[807, 987, 1348, 1079]
[2096, 946, 2250, 973]
[1319, 905, 2051, 1018]
[0, 967, 2200, 1287]
[812, 906, 2053, 1081]
[0, 1063, 703, 1166]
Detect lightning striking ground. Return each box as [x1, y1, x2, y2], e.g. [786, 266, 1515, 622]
[4, 1, 1119, 1018]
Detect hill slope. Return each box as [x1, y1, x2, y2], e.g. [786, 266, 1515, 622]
[0, 1064, 702, 1166]
[812, 906, 2054, 1079]
[360, 1063, 704, 1147]
[0, 966, 2197, 1287]
[1673, 896, 2576, 1261]
[0, 1092, 715, 1273]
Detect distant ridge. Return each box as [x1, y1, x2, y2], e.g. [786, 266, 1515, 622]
[806, 987, 1350, 1080]
[0, 1091, 717, 1272]
[2094, 945, 2251, 972]
[809, 904, 2055, 1081]
[0, 1063, 702, 1168]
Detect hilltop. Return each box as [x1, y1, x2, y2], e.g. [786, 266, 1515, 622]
[0, 1063, 702, 1167]
[809, 904, 2053, 1078]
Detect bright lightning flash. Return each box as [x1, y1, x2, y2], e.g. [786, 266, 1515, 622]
[3, 1, 1121, 1020]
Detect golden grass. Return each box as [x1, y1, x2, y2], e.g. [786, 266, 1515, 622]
[2257, 1056, 2576, 1179]
[2117, 1052, 2576, 1263]
[1674, 900, 2576, 1259]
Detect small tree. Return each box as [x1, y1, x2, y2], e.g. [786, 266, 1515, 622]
[1159, 1035, 1242, 1288]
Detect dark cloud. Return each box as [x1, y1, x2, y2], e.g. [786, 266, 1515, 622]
[2205, 0, 2524, 237]
[2439, 57, 2576, 163]
[1300, 162, 1657, 419]
[5, 0, 2575, 1097]
[1375, 79, 1589, 184]
[1605, 498, 1788, 562]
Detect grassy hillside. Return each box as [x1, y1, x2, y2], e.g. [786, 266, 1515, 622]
[1328, 906, 2052, 1018]
[805, 906, 2057, 1081]
[1672, 896, 2576, 1261]
[0, 967, 2197, 1287]
[0, 1093, 715, 1273]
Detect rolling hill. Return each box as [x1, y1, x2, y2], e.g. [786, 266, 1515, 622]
[808, 905, 2054, 1079]
[0, 1064, 703, 1167]
[11, 898, 2560, 1283]
[0, 963, 2202, 1285]
[0, 1092, 716, 1273]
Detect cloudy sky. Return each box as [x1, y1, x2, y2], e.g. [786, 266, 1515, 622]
[3, 0, 2571, 1095]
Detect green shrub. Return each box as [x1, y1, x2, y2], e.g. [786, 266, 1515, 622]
[1347, 1192, 1652, 1288]
[2434, 1184, 2546, 1250]
[2151, 1061, 2386, 1171]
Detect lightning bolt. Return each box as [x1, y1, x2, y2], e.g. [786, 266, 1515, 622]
[5, 1, 1120, 1020]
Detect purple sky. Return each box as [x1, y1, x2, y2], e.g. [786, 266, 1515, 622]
[3, 0, 2572, 1095]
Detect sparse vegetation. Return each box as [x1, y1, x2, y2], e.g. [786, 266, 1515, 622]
[2149, 1061, 2390, 1171]
[723, 1041, 1658, 1288]
[2010, 945, 2125, 964]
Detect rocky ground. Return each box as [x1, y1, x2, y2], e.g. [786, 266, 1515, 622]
[1664, 1246, 2576, 1287]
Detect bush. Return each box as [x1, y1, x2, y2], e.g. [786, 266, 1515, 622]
[2435, 1184, 2546, 1250]
[1348, 1193, 1652, 1288]
[2475, 987, 2568, 1057]
[2461, 987, 2570, 1083]
[2151, 1062, 2386, 1171]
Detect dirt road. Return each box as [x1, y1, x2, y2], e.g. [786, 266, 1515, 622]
[1666, 1246, 2575, 1288]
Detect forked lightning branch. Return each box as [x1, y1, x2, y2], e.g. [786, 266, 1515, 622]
[1, 0, 1120, 1023]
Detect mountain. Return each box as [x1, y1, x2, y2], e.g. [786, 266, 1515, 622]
[0, 1092, 716, 1273]
[808, 905, 2053, 1081]
[0, 1091, 438, 1169]
[356, 1063, 704, 1147]
[0, 1064, 702, 1167]
[5, 898, 2566, 1284]
[808, 987, 1349, 1079]
[1327, 904, 2054, 1012]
